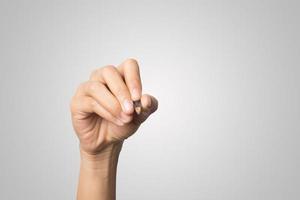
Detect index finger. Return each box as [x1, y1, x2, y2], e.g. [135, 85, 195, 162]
[117, 58, 142, 101]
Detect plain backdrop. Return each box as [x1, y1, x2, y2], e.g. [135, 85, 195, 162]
[0, 0, 299, 199]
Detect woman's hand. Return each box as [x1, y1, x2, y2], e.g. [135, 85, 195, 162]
[70, 58, 158, 155]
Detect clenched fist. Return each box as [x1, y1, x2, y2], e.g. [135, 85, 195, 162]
[70, 59, 158, 155]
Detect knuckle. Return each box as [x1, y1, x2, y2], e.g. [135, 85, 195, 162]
[124, 58, 138, 66]
[89, 69, 99, 80]
[70, 96, 80, 114]
[90, 99, 98, 109]
[87, 81, 100, 93]
[124, 58, 139, 70]
[130, 79, 140, 88]
[69, 97, 76, 112]
[116, 87, 129, 98]
[101, 65, 116, 75]
[76, 82, 87, 93]
[111, 101, 122, 115]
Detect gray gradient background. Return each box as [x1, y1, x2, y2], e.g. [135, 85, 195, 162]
[0, 0, 299, 199]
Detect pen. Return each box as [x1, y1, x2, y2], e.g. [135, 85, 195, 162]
[133, 100, 142, 115]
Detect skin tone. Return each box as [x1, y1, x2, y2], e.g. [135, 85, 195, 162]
[70, 58, 158, 200]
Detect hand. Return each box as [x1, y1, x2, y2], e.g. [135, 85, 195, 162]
[70, 59, 158, 155]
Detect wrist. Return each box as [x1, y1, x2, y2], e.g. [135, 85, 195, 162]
[80, 142, 123, 172]
[77, 143, 122, 200]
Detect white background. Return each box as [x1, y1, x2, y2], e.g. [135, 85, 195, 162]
[0, 0, 299, 199]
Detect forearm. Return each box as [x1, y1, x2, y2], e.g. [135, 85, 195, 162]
[77, 142, 123, 200]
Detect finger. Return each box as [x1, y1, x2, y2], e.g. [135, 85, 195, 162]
[90, 98, 125, 126]
[133, 94, 158, 124]
[117, 58, 142, 101]
[70, 96, 124, 126]
[90, 65, 134, 115]
[77, 81, 124, 121]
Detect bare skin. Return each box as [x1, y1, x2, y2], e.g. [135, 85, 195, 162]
[70, 58, 158, 200]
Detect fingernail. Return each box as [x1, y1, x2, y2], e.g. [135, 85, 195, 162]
[123, 99, 133, 113]
[131, 88, 140, 101]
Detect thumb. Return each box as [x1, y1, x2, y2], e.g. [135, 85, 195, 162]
[132, 94, 158, 125]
